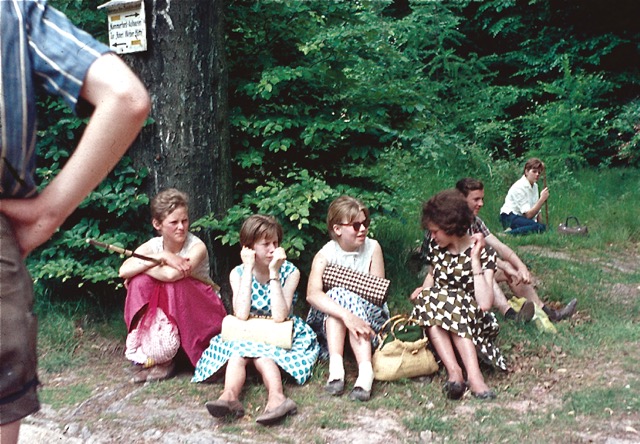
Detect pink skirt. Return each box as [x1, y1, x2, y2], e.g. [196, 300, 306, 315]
[124, 274, 227, 366]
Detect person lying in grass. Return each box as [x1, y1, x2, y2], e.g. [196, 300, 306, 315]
[411, 190, 506, 401]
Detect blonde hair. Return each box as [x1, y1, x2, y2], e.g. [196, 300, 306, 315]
[150, 188, 189, 223]
[326, 195, 370, 240]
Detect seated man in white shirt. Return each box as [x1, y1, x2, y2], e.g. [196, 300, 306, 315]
[499, 158, 548, 235]
[456, 178, 577, 322]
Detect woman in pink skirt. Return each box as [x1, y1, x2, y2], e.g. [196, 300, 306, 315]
[119, 189, 226, 382]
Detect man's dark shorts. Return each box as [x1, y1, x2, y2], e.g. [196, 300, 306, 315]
[0, 215, 39, 424]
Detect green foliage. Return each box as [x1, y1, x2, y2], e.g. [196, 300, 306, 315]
[215, 0, 498, 258]
[32, 0, 640, 309]
[520, 56, 613, 170]
[193, 168, 394, 274]
[28, 143, 151, 294]
[611, 100, 640, 166]
[50, 0, 108, 43]
[468, 0, 640, 167]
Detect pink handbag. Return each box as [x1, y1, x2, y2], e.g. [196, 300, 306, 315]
[125, 285, 180, 367]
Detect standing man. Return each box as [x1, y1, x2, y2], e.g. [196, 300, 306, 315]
[0, 1, 150, 443]
[499, 158, 549, 235]
[456, 178, 577, 322]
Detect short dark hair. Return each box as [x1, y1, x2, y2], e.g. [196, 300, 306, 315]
[421, 189, 473, 237]
[524, 157, 545, 174]
[239, 214, 283, 248]
[455, 178, 484, 197]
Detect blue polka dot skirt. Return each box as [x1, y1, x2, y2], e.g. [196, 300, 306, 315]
[192, 261, 320, 385]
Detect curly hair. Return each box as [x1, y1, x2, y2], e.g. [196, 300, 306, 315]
[150, 188, 189, 223]
[421, 189, 473, 237]
[239, 214, 283, 248]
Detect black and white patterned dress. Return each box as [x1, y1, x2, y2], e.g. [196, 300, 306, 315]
[306, 238, 390, 360]
[412, 237, 506, 371]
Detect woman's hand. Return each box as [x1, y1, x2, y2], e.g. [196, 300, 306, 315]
[343, 312, 375, 340]
[269, 247, 286, 276]
[470, 233, 485, 260]
[162, 253, 192, 278]
[240, 246, 256, 268]
[410, 286, 423, 301]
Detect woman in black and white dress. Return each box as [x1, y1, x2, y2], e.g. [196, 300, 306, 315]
[411, 189, 505, 401]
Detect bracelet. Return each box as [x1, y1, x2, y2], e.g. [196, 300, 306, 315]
[473, 271, 484, 276]
[268, 277, 279, 282]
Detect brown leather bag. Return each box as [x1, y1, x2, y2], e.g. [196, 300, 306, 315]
[558, 216, 589, 236]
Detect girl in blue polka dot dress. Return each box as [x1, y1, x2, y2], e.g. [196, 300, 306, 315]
[192, 215, 319, 425]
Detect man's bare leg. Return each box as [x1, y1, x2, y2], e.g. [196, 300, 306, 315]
[0, 420, 21, 444]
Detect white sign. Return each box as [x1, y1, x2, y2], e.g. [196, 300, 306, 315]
[98, 0, 147, 54]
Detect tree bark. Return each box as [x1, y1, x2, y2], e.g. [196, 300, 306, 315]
[124, 0, 232, 283]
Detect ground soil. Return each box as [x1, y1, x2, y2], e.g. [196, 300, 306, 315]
[18, 247, 640, 444]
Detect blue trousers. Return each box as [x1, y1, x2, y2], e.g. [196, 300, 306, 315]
[500, 212, 546, 235]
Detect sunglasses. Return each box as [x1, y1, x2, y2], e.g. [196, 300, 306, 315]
[339, 220, 370, 231]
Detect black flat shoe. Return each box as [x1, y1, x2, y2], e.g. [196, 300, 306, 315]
[471, 390, 497, 400]
[325, 379, 345, 396]
[348, 386, 371, 402]
[443, 381, 466, 400]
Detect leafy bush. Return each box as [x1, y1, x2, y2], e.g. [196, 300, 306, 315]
[29, 0, 640, 307]
[193, 168, 395, 275]
[29, 97, 151, 300]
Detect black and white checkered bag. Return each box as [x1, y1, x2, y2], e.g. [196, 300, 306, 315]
[322, 263, 390, 306]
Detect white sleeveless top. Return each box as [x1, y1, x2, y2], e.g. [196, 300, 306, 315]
[148, 232, 210, 280]
[318, 238, 375, 274]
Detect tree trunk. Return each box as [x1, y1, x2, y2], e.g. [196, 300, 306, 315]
[124, 0, 232, 284]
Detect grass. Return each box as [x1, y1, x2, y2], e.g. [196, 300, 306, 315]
[33, 165, 640, 442]
[39, 383, 94, 409]
[565, 386, 640, 419]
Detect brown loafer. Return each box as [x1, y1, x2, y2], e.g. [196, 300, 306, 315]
[516, 301, 535, 323]
[146, 361, 175, 382]
[205, 399, 245, 418]
[255, 398, 297, 426]
[130, 367, 151, 384]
